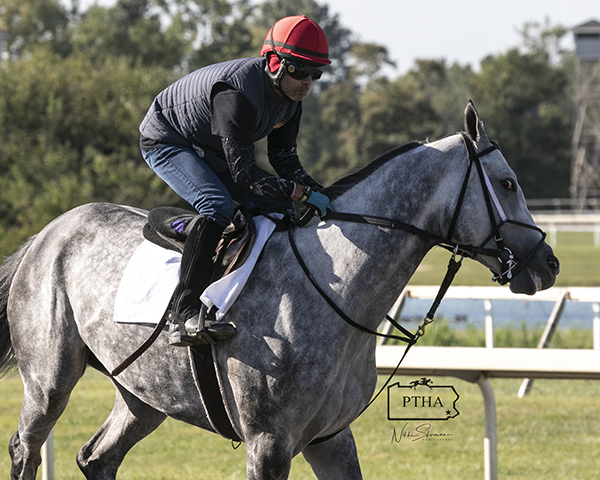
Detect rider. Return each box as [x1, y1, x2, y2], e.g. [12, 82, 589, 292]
[139, 15, 331, 346]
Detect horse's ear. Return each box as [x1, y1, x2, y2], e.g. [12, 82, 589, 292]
[464, 100, 479, 142]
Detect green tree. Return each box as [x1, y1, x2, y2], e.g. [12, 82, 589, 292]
[299, 42, 396, 182]
[0, 49, 179, 256]
[306, 79, 362, 181]
[0, 0, 577, 259]
[472, 22, 572, 198]
[0, 0, 71, 56]
[310, 56, 471, 183]
[405, 59, 474, 137]
[70, 0, 188, 68]
[358, 74, 438, 161]
[349, 42, 396, 82]
[183, 0, 255, 69]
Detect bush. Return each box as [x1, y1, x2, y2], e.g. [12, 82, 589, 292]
[388, 319, 593, 349]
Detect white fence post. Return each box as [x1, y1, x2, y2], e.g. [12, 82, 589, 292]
[517, 292, 568, 398]
[593, 303, 600, 351]
[484, 299, 494, 348]
[477, 376, 498, 480]
[531, 213, 600, 248]
[548, 223, 557, 246]
[41, 429, 54, 480]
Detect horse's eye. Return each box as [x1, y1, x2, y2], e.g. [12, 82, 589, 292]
[501, 179, 516, 192]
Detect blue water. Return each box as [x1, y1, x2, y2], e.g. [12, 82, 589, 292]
[397, 298, 596, 331]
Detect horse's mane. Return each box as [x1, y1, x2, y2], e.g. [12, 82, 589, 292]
[321, 141, 422, 201]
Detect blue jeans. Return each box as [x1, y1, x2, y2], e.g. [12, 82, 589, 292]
[142, 144, 291, 227]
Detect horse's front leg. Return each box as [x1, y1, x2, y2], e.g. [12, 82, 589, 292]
[245, 433, 293, 480]
[302, 426, 363, 480]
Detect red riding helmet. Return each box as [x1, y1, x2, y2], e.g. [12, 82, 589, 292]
[261, 15, 331, 66]
[261, 16, 330, 89]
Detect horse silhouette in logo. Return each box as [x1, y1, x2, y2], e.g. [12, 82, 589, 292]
[409, 378, 434, 390]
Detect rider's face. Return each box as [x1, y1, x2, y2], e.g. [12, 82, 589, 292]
[279, 73, 313, 102]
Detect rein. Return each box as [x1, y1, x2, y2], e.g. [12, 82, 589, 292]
[291, 133, 547, 443]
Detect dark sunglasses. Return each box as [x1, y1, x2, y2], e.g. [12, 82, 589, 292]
[282, 59, 323, 81]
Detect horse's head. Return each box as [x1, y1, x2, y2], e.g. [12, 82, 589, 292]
[447, 101, 559, 295]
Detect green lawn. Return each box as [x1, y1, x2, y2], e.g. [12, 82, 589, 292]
[2, 231, 600, 478]
[2, 369, 599, 479]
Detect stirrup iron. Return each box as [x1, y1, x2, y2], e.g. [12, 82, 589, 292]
[168, 306, 236, 347]
[195, 304, 237, 342]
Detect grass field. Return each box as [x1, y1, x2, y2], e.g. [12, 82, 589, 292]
[1, 231, 600, 478]
[2, 370, 599, 479]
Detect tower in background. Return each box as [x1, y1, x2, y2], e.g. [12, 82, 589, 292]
[571, 19, 600, 210]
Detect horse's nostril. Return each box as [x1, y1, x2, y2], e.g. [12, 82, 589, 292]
[547, 255, 560, 275]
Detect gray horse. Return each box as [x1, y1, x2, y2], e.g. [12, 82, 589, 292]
[1, 103, 558, 479]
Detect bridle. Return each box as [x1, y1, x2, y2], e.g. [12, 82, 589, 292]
[453, 133, 547, 285]
[290, 132, 547, 344]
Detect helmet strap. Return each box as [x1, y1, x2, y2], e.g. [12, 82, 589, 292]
[266, 23, 293, 98]
[265, 26, 285, 86]
[264, 53, 293, 101]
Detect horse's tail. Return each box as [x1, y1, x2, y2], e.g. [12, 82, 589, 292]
[0, 235, 37, 377]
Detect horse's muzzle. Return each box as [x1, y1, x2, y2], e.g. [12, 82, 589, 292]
[509, 244, 559, 295]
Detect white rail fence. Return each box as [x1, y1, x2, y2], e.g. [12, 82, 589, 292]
[532, 212, 600, 246]
[382, 285, 600, 350]
[377, 285, 600, 480]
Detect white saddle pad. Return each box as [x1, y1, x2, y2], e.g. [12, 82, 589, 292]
[113, 215, 278, 325]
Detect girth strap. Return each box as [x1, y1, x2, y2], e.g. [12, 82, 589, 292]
[192, 344, 242, 442]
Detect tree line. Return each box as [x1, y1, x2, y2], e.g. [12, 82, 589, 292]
[0, 0, 574, 257]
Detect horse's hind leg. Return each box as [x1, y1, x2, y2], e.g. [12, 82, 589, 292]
[9, 347, 87, 480]
[302, 427, 363, 480]
[77, 382, 166, 480]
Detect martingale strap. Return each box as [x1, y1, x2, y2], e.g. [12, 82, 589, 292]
[289, 219, 466, 447]
[288, 226, 464, 344]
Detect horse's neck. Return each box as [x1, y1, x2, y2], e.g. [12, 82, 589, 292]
[296, 140, 461, 332]
[337, 138, 460, 223]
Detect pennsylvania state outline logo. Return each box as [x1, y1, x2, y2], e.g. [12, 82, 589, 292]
[387, 378, 460, 421]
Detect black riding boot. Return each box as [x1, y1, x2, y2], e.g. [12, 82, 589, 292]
[167, 216, 236, 346]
